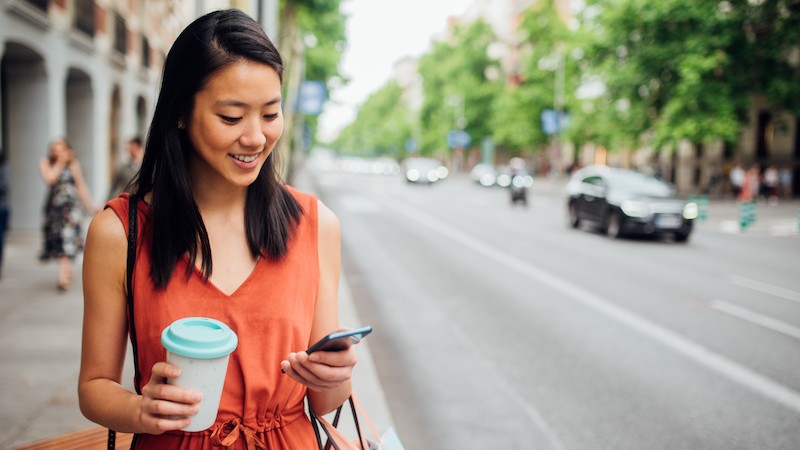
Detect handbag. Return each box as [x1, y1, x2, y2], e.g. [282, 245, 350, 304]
[107, 195, 143, 449]
[309, 393, 406, 450]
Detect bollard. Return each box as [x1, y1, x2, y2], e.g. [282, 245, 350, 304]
[740, 202, 749, 230]
[740, 201, 756, 231]
[699, 195, 708, 221]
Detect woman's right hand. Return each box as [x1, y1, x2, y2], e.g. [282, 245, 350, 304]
[137, 362, 203, 434]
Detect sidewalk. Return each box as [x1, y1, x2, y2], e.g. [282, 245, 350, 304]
[0, 165, 393, 448]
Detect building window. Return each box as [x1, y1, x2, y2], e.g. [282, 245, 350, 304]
[113, 12, 127, 56]
[75, 0, 95, 37]
[25, 0, 48, 11]
[141, 36, 151, 69]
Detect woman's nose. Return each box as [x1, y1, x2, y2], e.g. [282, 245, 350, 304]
[240, 116, 267, 148]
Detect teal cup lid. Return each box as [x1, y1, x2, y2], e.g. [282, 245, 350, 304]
[161, 317, 238, 359]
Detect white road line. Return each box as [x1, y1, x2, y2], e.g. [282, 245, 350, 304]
[385, 199, 800, 414]
[727, 274, 800, 305]
[710, 300, 800, 340]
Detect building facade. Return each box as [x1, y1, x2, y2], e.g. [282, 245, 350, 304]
[1, 0, 279, 231]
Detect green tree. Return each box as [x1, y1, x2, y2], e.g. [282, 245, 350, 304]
[417, 19, 502, 156]
[276, 0, 346, 173]
[492, 0, 578, 155]
[333, 81, 413, 157]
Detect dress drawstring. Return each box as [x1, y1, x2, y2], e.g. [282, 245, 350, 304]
[211, 418, 268, 450]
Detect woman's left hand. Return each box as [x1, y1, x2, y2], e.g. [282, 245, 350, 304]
[280, 345, 357, 392]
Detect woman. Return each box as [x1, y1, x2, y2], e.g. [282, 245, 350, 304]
[38, 137, 96, 290]
[78, 9, 356, 449]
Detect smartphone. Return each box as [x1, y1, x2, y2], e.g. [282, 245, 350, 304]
[306, 326, 373, 354]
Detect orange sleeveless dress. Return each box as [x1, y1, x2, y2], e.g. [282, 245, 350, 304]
[106, 188, 319, 450]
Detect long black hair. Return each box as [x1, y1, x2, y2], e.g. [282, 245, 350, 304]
[133, 8, 302, 289]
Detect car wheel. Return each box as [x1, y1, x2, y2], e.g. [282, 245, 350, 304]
[568, 204, 580, 228]
[606, 212, 623, 239]
[675, 232, 690, 243]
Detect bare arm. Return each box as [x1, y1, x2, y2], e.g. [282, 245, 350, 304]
[281, 199, 354, 415]
[39, 158, 66, 186]
[68, 161, 99, 214]
[79, 208, 200, 433]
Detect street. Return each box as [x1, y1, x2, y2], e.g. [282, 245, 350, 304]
[312, 166, 800, 450]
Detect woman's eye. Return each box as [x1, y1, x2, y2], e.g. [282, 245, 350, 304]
[220, 115, 241, 123]
[264, 113, 280, 120]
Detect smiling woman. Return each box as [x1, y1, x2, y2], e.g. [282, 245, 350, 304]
[78, 8, 357, 450]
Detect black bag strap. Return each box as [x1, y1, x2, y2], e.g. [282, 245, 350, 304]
[309, 396, 367, 450]
[108, 195, 142, 450]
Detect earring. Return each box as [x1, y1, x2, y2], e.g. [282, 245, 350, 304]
[178, 119, 186, 129]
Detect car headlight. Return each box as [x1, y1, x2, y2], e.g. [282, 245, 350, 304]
[683, 202, 699, 220]
[406, 169, 420, 182]
[426, 170, 440, 182]
[620, 200, 650, 218]
[479, 174, 496, 186]
[437, 166, 449, 179]
[497, 174, 511, 187]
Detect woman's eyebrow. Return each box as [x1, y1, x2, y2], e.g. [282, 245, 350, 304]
[215, 96, 282, 107]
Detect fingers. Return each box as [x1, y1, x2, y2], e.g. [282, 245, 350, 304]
[138, 362, 203, 434]
[281, 348, 356, 392]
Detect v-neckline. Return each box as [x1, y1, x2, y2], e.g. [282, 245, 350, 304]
[185, 255, 262, 297]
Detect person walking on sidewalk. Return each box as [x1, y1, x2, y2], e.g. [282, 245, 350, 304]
[107, 137, 144, 199]
[79, 9, 356, 450]
[38, 137, 98, 290]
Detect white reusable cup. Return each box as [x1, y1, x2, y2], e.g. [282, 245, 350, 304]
[161, 317, 238, 431]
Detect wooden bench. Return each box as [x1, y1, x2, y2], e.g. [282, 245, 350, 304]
[10, 427, 134, 450]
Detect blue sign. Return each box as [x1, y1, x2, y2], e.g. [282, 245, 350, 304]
[298, 80, 327, 115]
[541, 109, 570, 135]
[446, 130, 471, 149]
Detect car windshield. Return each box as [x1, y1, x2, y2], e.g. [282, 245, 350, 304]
[607, 170, 673, 197]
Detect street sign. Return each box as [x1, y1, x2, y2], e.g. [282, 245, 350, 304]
[446, 129, 471, 149]
[298, 80, 327, 115]
[541, 109, 570, 135]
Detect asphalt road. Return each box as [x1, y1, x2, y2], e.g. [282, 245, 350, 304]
[311, 167, 800, 450]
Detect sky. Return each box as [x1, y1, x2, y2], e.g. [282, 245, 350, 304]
[316, 0, 475, 142]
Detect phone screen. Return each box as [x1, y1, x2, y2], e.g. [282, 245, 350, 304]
[306, 326, 373, 354]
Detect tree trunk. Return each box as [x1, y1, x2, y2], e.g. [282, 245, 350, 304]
[276, 4, 304, 181]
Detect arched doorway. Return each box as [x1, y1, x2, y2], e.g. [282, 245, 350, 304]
[108, 85, 121, 186]
[66, 67, 94, 195]
[135, 95, 147, 140]
[1, 42, 48, 231]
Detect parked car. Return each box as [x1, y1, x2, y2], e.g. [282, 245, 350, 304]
[566, 165, 698, 242]
[403, 157, 449, 184]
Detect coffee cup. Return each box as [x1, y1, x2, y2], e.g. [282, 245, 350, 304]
[161, 317, 238, 431]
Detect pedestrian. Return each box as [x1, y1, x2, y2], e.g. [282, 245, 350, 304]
[762, 164, 779, 204]
[779, 165, 793, 198]
[729, 163, 745, 200]
[0, 150, 9, 280]
[38, 137, 98, 290]
[78, 9, 356, 450]
[107, 137, 144, 199]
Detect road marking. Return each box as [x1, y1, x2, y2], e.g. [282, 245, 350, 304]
[710, 300, 800, 340]
[386, 199, 800, 414]
[727, 274, 800, 305]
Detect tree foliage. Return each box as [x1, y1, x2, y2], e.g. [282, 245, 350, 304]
[416, 19, 502, 155]
[334, 81, 413, 157]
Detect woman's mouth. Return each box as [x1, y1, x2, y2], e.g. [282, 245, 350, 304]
[229, 152, 261, 169]
[230, 153, 258, 163]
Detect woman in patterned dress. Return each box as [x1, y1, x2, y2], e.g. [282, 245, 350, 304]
[38, 137, 97, 290]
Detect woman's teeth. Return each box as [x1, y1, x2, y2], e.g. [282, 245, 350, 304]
[231, 154, 257, 163]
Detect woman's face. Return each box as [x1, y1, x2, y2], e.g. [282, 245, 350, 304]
[186, 60, 283, 190]
[50, 140, 69, 161]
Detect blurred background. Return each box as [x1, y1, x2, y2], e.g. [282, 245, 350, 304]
[1, 0, 800, 449]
